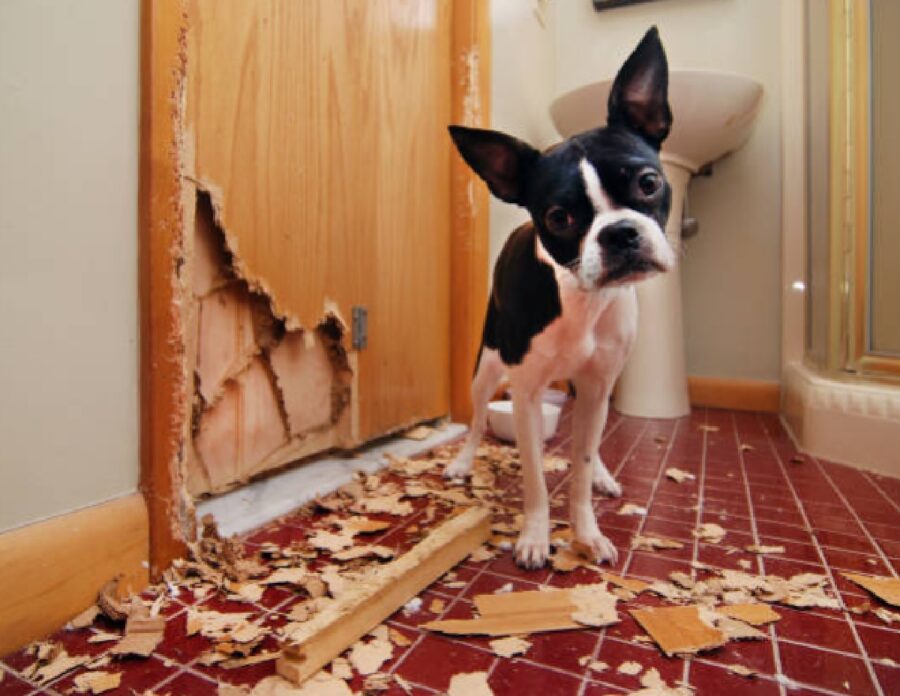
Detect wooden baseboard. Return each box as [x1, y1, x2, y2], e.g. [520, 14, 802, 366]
[688, 376, 781, 413]
[0, 493, 149, 657]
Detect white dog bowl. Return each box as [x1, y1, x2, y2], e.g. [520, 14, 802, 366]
[487, 400, 562, 443]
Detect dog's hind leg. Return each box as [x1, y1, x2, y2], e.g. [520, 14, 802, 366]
[444, 348, 505, 479]
[569, 376, 619, 564]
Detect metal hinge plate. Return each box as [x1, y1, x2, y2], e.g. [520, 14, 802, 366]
[352, 306, 368, 350]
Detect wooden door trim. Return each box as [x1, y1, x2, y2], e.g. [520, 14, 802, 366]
[449, 0, 491, 423]
[140, 0, 491, 574]
[139, 0, 191, 577]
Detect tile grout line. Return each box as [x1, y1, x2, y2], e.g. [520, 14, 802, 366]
[730, 411, 787, 696]
[576, 416, 684, 696]
[682, 407, 709, 689]
[860, 470, 900, 516]
[758, 413, 886, 696]
[806, 455, 899, 580]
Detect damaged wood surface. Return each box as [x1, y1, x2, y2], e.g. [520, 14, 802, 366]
[277, 507, 491, 685]
[139, 0, 192, 575]
[185, 0, 452, 441]
[187, 191, 355, 495]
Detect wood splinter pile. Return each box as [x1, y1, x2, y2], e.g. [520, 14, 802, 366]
[18, 441, 900, 696]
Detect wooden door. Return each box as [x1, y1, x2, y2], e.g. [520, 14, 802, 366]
[183, 0, 452, 493]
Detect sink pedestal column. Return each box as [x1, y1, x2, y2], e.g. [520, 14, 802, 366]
[614, 161, 692, 418]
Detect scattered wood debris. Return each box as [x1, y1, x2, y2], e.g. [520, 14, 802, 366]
[665, 468, 696, 483]
[69, 604, 101, 630]
[726, 664, 757, 678]
[348, 637, 393, 675]
[72, 671, 122, 694]
[601, 572, 651, 595]
[624, 668, 693, 696]
[424, 583, 619, 636]
[841, 572, 900, 607]
[402, 425, 434, 441]
[22, 644, 92, 684]
[551, 543, 598, 572]
[632, 535, 685, 552]
[618, 503, 648, 516]
[277, 507, 491, 685]
[617, 661, 643, 675]
[716, 603, 781, 626]
[745, 544, 785, 555]
[429, 598, 446, 614]
[543, 456, 569, 473]
[630, 605, 727, 656]
[693, 523, 726, 544]
[489, 636, 531, 657]
[448, 671, 493, 696]
[873, 607, 900, 625]
[110, 604, 165, 657]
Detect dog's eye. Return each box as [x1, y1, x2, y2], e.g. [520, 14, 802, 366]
[636, 169, 663, 197]
[545, 206, 574, 233]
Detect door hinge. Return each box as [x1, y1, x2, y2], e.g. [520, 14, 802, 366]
[352, 306, 368, 350]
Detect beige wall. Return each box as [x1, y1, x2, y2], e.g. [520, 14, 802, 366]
[552, 0, 783, 382]
[0, 0, 140, 532]
[489, 0, 558, 269]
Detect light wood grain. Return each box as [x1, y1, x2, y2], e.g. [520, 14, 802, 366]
[277, 506, 491, 685]
[687, 376, 780, 413]
[449, 0, 491, 423]
[185, 0, 452, 442]
[0, 494, 149, 656]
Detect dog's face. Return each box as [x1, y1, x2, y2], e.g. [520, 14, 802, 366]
[450, 27, 676, 290]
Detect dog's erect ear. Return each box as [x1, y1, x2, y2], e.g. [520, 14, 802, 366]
[448, 126, 539, 205]
[607, 26, 672, 148]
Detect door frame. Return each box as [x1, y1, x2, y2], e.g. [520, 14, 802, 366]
[139, 0, 490, 576]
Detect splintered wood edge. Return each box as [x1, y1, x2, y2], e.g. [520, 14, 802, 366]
[630, 606, 726, 657]
[276, 506, 491, 685]
[841, 572, 900, 607]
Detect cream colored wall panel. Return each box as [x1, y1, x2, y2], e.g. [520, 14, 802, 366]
[0, 0, 139, 532]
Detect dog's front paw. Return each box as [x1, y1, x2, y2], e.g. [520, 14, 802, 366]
[592, 460, 622, 497]
[575, 529, 619, 565]
[514, 526, 550, 569]
[443, 456, 473, 480]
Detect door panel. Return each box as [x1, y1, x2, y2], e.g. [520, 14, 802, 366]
[184, 0, 451, 491]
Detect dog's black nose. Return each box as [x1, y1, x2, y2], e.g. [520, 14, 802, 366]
[599, 221, 640, 252]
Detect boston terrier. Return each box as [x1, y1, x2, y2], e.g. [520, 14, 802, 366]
[445, 27, 675, 569]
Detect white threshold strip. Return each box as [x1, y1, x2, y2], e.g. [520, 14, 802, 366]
[197, 423, 467, 537]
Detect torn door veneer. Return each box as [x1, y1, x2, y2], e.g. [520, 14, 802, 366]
[187, 190, 355, 496]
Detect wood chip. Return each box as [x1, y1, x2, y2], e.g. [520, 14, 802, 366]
[110, 631, 163, 657]
[448, 671, 493, 696]
[331, 545, 395, 562]
[489, 636, 531, 658]
[665, 468, 696, 483]
[468, 545, 496, 563]
[72, 671, 122, 694]
[348, 639, 393, 676]
[402, 425, 434, 441]
[716, 603, 781, 626]
[330, 657, 353, 680]
[336, 517, 393, 536]
[745, 544, 785, 555]
[726, 664, 757, 678]
[631, 535, 684, 551]
[261, 568, 307, 586]
[873, 607, 900, 624]
[693, 523, 726, 544]
[308, 530, 355, 553]
[87, 631, 121, 644]
[543, 456, 569, 472]
[630, 605, 726, 656]
[618, 503, 648, 516]
[429, 598, 446, 614]
[356, 494, 414, 516]
[601, 573, 651, 595]
[634, 667, 694, 695]
[841, 572, 900, 607]
[424, 584, 619, 636]
[389, 628, 412, 647]
[69, 604, 101, 629]
[551, 545, 596, 572]
[617, 661, 643, 675]
[29, 648, 92, 684]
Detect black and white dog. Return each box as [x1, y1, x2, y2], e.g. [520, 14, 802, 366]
[445, 28, 674, 569]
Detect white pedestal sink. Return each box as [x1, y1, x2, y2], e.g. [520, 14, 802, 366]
[550, 70, 763, 418]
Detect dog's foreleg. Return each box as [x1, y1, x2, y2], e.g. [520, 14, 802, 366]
[511, 384, 550, 569]
[445, 349, 504, 479]
[569, 378, 619, 564]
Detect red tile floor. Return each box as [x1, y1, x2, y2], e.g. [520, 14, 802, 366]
[3, 407, 899, 695]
